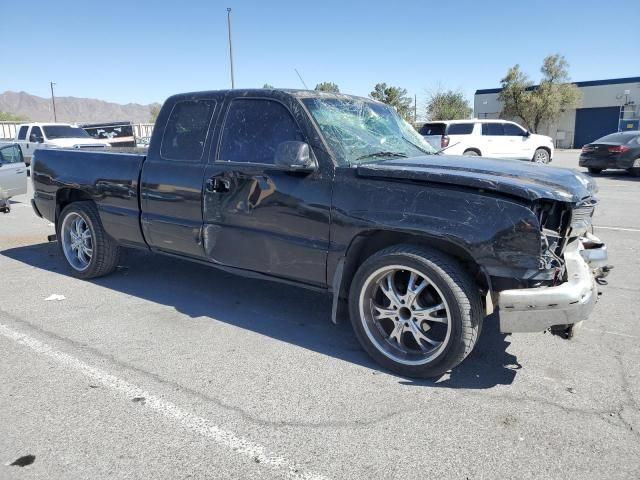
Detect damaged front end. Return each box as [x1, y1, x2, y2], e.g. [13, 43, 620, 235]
[498, 197, 611, 337]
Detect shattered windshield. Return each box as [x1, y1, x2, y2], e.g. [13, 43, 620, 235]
[302, 97, 436, 166]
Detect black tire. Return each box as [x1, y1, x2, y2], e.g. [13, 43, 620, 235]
[588, 167, 603, 174]
[56, 201, 120, 279]
[463, 150, 479, 156]
[628, 160, 640, 177]
[533, 148, 550, 164]
[348, 244, 483, 378]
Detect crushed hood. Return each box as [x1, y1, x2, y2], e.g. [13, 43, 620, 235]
[356, 155, 597, 203]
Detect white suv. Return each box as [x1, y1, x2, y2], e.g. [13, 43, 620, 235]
[419, 119, 554, 163]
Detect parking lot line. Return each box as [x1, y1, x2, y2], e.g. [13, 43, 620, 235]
[594, 226, 640, 233]
[582, 327, 638, 339]
[0, 322, 329, 480]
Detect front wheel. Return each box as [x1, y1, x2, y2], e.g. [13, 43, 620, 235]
[57, 201, 120, 279]
[463, 150, 479, 156]
[533, 148, 550, 164]
[349, 245, 483, 378]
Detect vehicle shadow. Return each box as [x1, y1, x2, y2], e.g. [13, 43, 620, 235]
[2, 242, 520, 389]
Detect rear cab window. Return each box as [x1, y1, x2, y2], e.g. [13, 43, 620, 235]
[161, 99, 217, 161]
[419, 123, 446, 136]
[446, 123, 474, 135]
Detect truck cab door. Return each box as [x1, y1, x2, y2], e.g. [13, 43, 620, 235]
[24, 125, 44, 165]
[202, 97, 332, 287]
[140, 98, 218, 259]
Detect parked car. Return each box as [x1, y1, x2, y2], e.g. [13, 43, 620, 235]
[0, 143, 27, 213]
[31, 89, 608, 378]
[419, 119, 554, 163]
[14, 123, 111, 166]
[579, 131, 640, 176]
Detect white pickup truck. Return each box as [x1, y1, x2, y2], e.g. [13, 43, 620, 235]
[13, 123, 111, 166]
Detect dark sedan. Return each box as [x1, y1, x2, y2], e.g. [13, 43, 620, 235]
[579, 131, 640, 176]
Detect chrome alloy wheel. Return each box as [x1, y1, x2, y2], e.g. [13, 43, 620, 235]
[534, 150, 550, 163]
[61, 212, 94, 271]
[358, 266, 452, 366]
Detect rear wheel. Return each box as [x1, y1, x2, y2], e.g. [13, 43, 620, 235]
[349, 245, 483, 378]
[57, 201, 120, 279]
[533, 148, 550, 164]
[628, 159, 640, 177]
[588, 167, 603, 174]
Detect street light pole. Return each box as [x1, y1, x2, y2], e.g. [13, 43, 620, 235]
[50, 82, 57, 122]
[226, 8, 235, 89]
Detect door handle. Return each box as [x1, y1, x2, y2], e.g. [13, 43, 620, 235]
[16, 170, 25, 174]
[206, 176, 231, 193]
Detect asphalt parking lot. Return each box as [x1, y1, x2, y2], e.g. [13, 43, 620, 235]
[1, 150, 639, 480]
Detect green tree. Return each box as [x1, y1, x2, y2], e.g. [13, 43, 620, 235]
[370, 83, 412, 120]
[149, 105, 161, 123]
[263, 83, 275, 89]
[498, 54, 581, 133]
[315, 82, 340, 93]
[426, 89, 472, 120]
[0, 111, 28, 121]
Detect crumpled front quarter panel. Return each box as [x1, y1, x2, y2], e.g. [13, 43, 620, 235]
[329, 168, 541, 281]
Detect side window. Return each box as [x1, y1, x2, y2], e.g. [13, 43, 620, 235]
[218, 99, 303, 164]
[0, 145, 23, 164]
[17, 126, 28, 140]
[446, 123, 474, 135]
[419, 123, 445, 136]
[30, 126, 43, 141]
[160, 99, 216, 161]
[503, 123, 525, 136]
[481, 123, 504, 136]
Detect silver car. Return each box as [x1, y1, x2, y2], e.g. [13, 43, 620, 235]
[0, 143, 27, 213]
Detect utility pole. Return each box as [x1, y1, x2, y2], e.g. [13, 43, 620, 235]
[226, 8, 235, 89]
[50, 82, 57, 122]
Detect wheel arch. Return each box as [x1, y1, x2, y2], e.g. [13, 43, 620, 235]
[463, 148, 482, 156]
[334, 230, 490, 305]
[534, 146, 551, 160]
[55, 188, 94, 223]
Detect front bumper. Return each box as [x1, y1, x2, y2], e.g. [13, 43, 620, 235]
[498, 235, 607, 333]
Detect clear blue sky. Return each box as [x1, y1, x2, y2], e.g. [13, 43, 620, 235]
[2, 0, 638, 111]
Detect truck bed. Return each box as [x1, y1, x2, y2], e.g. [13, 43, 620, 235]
[32, 149, 147, 247]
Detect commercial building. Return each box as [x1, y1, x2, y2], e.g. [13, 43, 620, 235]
[474, 76, 640, 148]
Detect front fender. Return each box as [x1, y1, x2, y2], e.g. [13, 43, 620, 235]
[328, 172, 543, 293]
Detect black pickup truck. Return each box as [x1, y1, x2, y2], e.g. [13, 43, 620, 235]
[31, 89, 609, 377]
